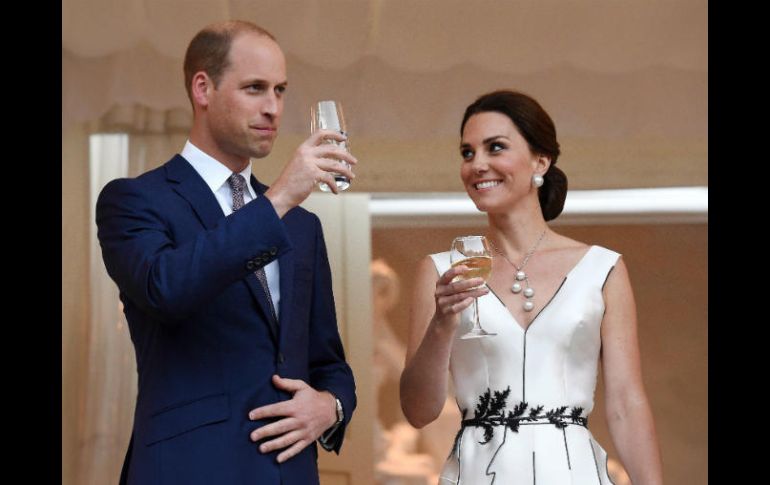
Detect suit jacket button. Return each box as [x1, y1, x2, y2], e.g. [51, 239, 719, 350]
[269, 247, 278, 256]
[246, 261, 256, 270]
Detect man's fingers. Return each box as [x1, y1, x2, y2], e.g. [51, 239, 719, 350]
[250, 417, 298, 442]
[249, 400, 292, 420]
[313, 145, 358, 166]
[318, 173, 339, 194]
[259, 429, 304, 454]
[272, 375, 308, 393]
[316, 159, 355, 181]
[276, 438, 311, 463]
[306, 129, 346, 146]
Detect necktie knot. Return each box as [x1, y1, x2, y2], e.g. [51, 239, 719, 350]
[227, 173, 247, 211]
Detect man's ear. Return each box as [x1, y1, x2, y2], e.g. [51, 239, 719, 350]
[191, 71, 213, 109]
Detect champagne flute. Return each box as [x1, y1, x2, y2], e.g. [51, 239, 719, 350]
[311, 100, 351, 192]
[450, 235, 496, 339]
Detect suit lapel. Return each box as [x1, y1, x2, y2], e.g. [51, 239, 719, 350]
[165, 155, 224, 230]
[164, 156, 279, 344]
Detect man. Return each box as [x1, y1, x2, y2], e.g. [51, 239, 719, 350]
[96, 20, 358, 485]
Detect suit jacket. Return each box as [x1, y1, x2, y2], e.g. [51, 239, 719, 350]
[96, 155, 357, 485]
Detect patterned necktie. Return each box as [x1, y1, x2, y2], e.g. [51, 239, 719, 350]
[227, 173, 278, 323]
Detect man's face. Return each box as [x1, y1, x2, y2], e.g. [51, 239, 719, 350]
[205, 32, 287, 161]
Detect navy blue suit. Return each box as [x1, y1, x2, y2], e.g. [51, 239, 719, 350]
[96, 155, 356, 485]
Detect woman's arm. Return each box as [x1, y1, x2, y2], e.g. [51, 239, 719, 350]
[399, 256, 488, 428]
[601, 257, 664, 484]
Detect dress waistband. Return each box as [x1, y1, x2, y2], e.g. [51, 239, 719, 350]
[461, 403, 588, 431]
[457, 388, 589, 446]
[458, 402, 588, 447]
[452, 388, 589, 452]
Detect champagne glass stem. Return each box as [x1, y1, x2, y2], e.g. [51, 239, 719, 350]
[473, 297, 481, 332]
[460, 287, 495, 339]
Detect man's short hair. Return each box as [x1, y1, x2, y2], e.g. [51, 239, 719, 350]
[183, 20, 276, 105]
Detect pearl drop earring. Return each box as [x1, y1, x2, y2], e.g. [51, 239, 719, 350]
[532, 174, 544, 188]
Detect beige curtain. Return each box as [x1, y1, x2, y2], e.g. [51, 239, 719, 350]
[63, 111, 190, 485]
[76, 133, 134, 484]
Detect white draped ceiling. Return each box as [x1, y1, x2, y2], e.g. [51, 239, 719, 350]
[62, 0, 708, 189]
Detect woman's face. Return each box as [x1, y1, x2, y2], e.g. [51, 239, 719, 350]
[459, 111, 547, 213]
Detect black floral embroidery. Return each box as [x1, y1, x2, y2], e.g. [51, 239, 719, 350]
[546, 406, 569, 428]
[569, 406, 586, 425]
[453, 387, 589, 451]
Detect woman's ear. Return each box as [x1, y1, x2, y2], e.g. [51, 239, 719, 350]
[533, 154, 551, 176]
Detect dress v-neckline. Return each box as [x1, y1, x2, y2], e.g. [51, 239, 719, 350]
[486, 245, 596, 333]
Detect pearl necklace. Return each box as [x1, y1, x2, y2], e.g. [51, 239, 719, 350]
[489, 230, 547, 312]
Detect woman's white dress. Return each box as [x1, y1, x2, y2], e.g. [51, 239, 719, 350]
[430, 245, 620, 484]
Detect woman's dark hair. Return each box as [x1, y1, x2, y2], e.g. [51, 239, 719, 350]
[460, 90, 568, 221]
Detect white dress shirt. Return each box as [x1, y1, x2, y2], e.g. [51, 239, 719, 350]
[181, 140, 280, 318]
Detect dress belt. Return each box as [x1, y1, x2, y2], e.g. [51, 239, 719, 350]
[458, 403, 588, 447]
[461, 405, 589, 431]
[452, 389, 590, 449]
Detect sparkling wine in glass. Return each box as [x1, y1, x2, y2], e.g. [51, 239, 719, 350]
[311, 100, 351, 192]
[450, 235, 496, 339]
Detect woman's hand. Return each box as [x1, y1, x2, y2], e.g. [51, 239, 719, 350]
[432, 265, 489, 329]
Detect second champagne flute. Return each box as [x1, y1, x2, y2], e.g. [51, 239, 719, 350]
[311, 100, 351, 192]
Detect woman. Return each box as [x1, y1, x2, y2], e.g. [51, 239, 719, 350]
[400, 90, 663, 484]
